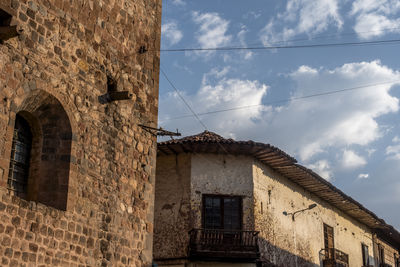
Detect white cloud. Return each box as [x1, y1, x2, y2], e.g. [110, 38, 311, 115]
[260, 0, 342, 45]
[159, 68, 268, 136]
[358, 173, 369, 179]
[350, 0, 400, 39]
[237, 26, 253, 60]
[393, 136, 400, 143]
[307, 160, 333, 180]
[162, 22, 183, 46]
[386, 144, 400, 159]
[159, 61, 400, 180]
[192, 12, 232, 56]
[171, 0, 185, 6]
[367, 148, 376, 157]
[342, 150, 367, 169]
[277, 60, 400, 161]
[203, 67, 231, 81]
[243, 11, 262, 20]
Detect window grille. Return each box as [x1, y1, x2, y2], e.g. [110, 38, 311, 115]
[203, 195, 242, 230]
[7, 115, 32, 196]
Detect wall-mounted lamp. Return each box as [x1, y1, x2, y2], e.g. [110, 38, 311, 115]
[283, 203, 317, 221]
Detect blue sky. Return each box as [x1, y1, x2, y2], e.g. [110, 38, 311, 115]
[158, 0, 400, 229]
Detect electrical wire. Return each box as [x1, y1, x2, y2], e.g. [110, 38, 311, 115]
[158, 39, 400, 52]
[160, 67, 208, 130]
[246, 27, 400, 46]
[163, 80, 400, 121]
[160, 67, 232, 155]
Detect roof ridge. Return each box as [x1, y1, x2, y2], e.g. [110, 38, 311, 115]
[159, 130, 233, 144]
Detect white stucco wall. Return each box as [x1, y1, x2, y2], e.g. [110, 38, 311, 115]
[190, 153, 255, 230]
[253, 160, 376, 267]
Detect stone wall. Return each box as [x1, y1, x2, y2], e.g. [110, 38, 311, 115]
[0, 0, 161, 266]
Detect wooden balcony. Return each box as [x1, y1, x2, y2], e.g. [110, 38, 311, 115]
[189, 229, 260, 262]
[323, 248, 349, 267]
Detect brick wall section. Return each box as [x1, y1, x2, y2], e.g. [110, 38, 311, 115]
[0, 0, 161, 266]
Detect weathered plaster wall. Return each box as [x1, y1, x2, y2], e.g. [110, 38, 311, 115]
[187, 262, 256, 267]
[154, 154, 192, 260]
[0, 0, 161, 266]
[375, 237, 398, 266]
[157, 263, 255, 267]
[253, 160, 376, 267]
[190, 154, 254, 230]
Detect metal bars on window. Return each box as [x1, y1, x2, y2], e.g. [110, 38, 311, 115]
[7, 115, 32, 197]
[203, 195, 242, 230]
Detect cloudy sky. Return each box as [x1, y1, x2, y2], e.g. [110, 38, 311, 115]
[158, 0, 400, 229]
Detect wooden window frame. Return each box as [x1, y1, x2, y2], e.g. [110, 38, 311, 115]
[202, 194, 243, 230]
[361, 243, 369, 266]
[323, 223, 334, 249]
[378, 244, 385, 265]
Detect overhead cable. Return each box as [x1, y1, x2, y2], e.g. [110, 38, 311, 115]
[160, 67, 232, 154]
[164, 80, 400, 121]
[158, 39, 400, 52]
[160, 67, 208, 130]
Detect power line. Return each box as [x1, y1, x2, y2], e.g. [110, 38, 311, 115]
[253, 27, 400, 46]
[163, 80, 400, 121]
[160, 67, 233, 155]
[158, 39, 400, 52]
[160, 67, 208, 130]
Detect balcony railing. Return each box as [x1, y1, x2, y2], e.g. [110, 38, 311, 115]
[189, 229, 260, 261]
[323, 248, 349, 267]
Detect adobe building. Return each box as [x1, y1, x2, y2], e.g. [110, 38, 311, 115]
[154, 131, 400, 267]
[0, 0, 161, 266]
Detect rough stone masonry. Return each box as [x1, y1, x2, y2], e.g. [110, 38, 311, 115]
[0, 0, 162, 266]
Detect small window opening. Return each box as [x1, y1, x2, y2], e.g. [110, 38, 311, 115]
[8, 114, 32, 198]
[0, 8, 20, 42]
[323, 223, 334, 259]
[361, 243, 369, 266]
[0, 9, 12, 26]
[107, 75, 117, 92]
[379, 244, 385, 264]
[99, 73, 132, 103]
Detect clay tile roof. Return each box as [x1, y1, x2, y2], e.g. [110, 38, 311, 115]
[158, 131, 400, 247]
[169, 130, 230, 143]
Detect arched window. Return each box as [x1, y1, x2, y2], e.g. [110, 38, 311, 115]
[7, 90, 74, 210]
[7, 114, 33, 198]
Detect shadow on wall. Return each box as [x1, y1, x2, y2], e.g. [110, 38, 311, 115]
[258, 237, 320, 267]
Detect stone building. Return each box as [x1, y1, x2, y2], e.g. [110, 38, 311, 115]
[154, 131, 400, 267]
[0, 0, 161, 266]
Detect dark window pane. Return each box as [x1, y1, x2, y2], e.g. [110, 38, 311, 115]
[204, 196, 222, 229]
[224, 197, 241, 230]
[204, 195, 242, 230]
[323, 224, 334, 259]
[362, 244, 369, 266]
